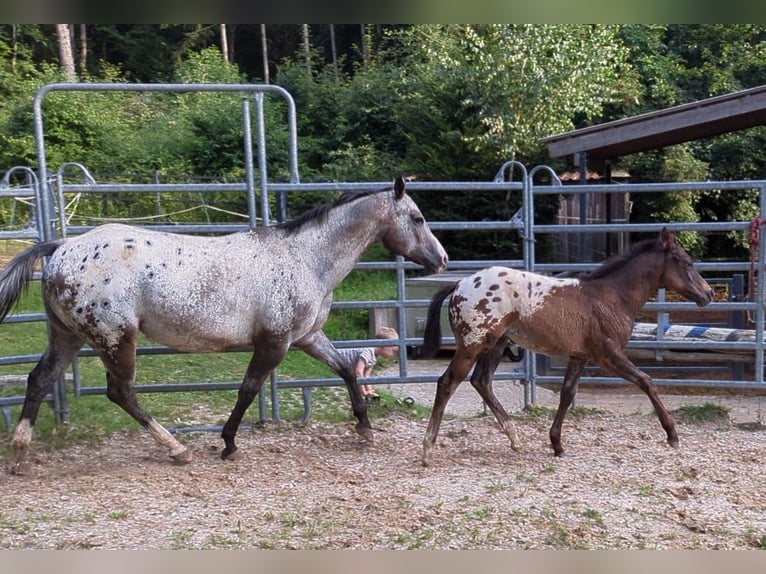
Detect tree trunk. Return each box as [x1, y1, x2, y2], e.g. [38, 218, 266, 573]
[302, 24, 311, 77]
[55, 24, 76, 81]
[329, 24, 339, 81]
[260, 24, 269, 83]
[78, 24, 87, 73]
[219, 24, 229, 62]
[360, 24, 371, 69]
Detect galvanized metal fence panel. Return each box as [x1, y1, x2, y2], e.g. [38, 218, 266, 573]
[1, 82, 765, 434]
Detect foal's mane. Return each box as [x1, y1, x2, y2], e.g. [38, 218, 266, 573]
[581, 236, 662, 281]
[276, 186, 390, 235]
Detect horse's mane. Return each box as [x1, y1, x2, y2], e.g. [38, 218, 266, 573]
[275, 187, 390, 235]
[580, 237, 661, 281]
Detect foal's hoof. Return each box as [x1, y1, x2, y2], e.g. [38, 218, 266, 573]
[170, 448, 192, 465]
[221, 447, 241, 461]
[355, 423, 374, 443]
[667, 437, 679, 449]
[8, 460, 30, 475]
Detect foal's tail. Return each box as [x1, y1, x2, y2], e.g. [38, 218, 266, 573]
[0, 240, 62, 322]
[420, 282, 458, 359]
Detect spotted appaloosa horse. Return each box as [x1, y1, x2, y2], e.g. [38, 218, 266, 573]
[0, 176, 448, 473]
[419, 228, 714, 466]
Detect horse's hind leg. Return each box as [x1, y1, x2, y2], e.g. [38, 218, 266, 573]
[9, 325, 83, 474]
[99, 330, 190, 464]
[422, 351, 474, 467]
[221, 342, 287, 460]
[294, 330, 372, 442]
[549, 357, 586, 457]
[470, 345, 521, 452]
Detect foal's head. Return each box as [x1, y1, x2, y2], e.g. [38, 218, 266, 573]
[657, 228, 714, 307]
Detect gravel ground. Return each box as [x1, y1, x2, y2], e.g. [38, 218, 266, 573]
[3, 358, 766, 550]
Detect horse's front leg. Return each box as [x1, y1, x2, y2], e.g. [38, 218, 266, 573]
[294, 331, 372, 441]
[221, 343, 287, 460]
[596, 349, 678, 449]
[549, 357, 587, 457]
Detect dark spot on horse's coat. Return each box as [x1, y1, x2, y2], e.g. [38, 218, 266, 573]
[125, 244, 134, 250]
[76, 307, 83, 314]
[492, 297, 502, 302]
[145, 240, 153, 246]
[176, 247, 182, 255]
[147, 271, 155, 279]
[102, 243, 109, 249]
[160, 263, 167, 268]
[489, 284, 499, 291]
[498, 271, 508, 276]
[79, 265, 86, 271]
[102, 277, 111, 285]
[93, 252, 100, 260]
[81, 256, 88, 263]
[536, 281, 541, 287]
[102, 301, 110, 308]
[75, 282, 82, 288]
[513, 291, 519, 298]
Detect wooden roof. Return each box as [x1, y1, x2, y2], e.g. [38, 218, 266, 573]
[541, 84, 766, 161]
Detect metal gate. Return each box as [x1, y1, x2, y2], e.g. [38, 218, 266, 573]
[1, 83, 765, 433]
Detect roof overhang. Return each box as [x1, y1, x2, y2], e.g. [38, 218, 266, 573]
[541, 84, 766, 161]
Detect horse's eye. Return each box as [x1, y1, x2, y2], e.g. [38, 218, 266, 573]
[411, 215, 425, 225]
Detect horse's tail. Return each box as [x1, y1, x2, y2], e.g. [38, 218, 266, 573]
[0, 240, 62, 322]
[420, 282, 458, 359]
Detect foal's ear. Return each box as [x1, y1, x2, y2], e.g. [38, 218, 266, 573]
[660, 227, 676, 248]
[394, 175, 406, 200]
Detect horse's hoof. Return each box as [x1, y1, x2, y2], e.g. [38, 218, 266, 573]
[171, 448, 192, 465]
[552, 446, 564, 457]
[511, 444, 523, 453]
[667, 438, 679, 449]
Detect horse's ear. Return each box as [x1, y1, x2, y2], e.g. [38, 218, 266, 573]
[660, 227, 675, 249]
[394, 176, 405, 200]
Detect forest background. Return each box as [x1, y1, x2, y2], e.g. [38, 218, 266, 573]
[1, 24, 765, 261]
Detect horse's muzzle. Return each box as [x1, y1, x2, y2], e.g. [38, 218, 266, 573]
[428, 253, 449, 274]
[695, 287, 715, 307]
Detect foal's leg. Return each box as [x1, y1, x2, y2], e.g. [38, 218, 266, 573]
[422, 350, 475, 467]
[470, 345, 521, 452]
[9, 324, 83, 474]
[293, 330, 372, 441]
[596, 349, 678, 449]
[221, 343, 286, 460]
[549, 357, 587, 457]
[99, 330, 191, 464]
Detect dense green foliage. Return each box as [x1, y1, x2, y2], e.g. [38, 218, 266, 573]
[2, 24, 766, 258]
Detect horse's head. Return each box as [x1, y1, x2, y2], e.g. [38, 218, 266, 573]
[659, 228, 714, 307]
[381, 176, 448, 274]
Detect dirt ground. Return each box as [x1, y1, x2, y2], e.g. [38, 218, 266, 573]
[3, 358, 766, 550]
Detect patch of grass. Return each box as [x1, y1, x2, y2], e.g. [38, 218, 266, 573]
[675, 402, 730, 424]
[519, 404, 605, 420]
[521, 405, 556, 419]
